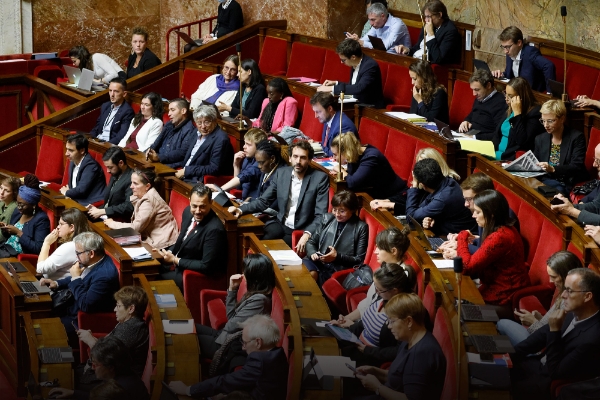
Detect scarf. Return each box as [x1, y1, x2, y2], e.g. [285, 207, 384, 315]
[206, 74, 240, 104]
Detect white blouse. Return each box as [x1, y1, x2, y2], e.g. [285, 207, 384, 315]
[36, 241, 77, 280]
[118, 117, 164, 152]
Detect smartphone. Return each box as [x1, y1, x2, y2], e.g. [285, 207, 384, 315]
[346, 363, 364, 375]
[169, 320, 189, 324]
[316, 252, 325, 257]
[550, 197, 564, 205]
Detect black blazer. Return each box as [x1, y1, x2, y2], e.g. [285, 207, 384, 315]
[239, 166, 329, 235]
[492, 105, 544, 160]
[229, 84, 267, 119]
[65, 154, 106, 205]
[533, 127, 588, 186]
[89, 101, 135, 145]
[409, 19, 462, 65]
[213, 0, 244, 38]
[3, 208, 50, 254]
[409, 87, 449, 123]
[182, 126, 234, 183]
[103, 167, 134, 220]
[126, 49, 161, 79]
[333, 55, 385, 108]
[504, 44, 556, 93]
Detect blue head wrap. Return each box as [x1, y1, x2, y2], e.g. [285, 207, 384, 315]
[18, 185, 41, 205]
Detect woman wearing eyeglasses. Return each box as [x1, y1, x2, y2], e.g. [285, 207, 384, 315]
[492, 77, 544, 160]
[189, 55, 240, 111]
[533, 100, 587, 196]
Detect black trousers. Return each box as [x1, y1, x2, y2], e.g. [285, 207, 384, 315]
[263, 220, 294, 248]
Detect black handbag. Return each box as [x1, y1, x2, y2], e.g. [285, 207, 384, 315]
[0, 243, 17, 258]
[51, 289, 74, 316]
[342, 264, 374, 290]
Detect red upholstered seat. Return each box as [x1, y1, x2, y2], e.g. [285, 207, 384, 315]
[291, 229, 306, 257]
[298, 99, 323, 141]
[566, 62, 600, 99]
[547, 56, 564, 83]
[258, 36, 288, 76]
[423, 285, 442, 326]
[407, 26, 421, 46]
[431, 64, 450, 92]
[89, 150, 110, 185]
[199, 279, 247, 328]
[383, 64, 412, 112]
[320, 50, 351, 84]
[432, 308, 457, 400]
[18, 254, 39, 265]
[377, 60, 389, 90]
[449, 80, 474, 129]
[31, 134, 65, 184]
[291, 92, 309, 130]
[180, 69, 213, 100]
[77, 311, 117, 362]
[358, 117, 390, 153]
[347, 286, 368, 313]
[204, 175, 234, 188]
[33, 65, 66, 85]
[384, 131, 417, 182]
[322, 268, 354, 315]
[271, 289, 285, 347]
[286, 43, 326, 81]
[168, 188, 189, 230]
[519, 295, 547, 317]
[184, 271, 229, 323]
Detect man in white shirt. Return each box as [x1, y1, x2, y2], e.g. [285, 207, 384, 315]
[60, 134, 106, 205]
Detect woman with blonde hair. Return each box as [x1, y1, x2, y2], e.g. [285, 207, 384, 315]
[126, 26, 161, 79]
[408, 60, 449, 123]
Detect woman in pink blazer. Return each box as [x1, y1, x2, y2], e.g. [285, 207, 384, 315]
[241, 77, 298, 133]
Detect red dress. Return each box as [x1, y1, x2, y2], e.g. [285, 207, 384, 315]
[457, 226, 530, 305]
[125, 118, 148, 149]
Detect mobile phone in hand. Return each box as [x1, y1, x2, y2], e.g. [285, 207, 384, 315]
[550, 197, 564, 205]
[346, 363, 363, 375]
[71, 320, 79, 331]
[316, 252, 325, 257]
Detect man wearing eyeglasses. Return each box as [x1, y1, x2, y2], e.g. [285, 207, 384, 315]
[491, 26, 555, 93]
[510, 268, 600, 400]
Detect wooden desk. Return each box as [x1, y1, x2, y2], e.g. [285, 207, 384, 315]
[311, 160, 348, 193]
[58, 82, 96, 97]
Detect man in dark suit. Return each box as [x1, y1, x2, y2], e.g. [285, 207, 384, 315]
[169, 314, 288, 400]
[157, 184, 227, 291]
[87, 147, 134, 221]
[230, 140, 329, 251]
[510, 268, 600, 400]
[146, 98, 197, 168]
[317, 38, 384, 108]
[310, 92, 358, 157]
[174, 105, 234, 184]
[60, 134, 106, 205]
[89, 77, 135, 144]
[492, 26, 556, 93]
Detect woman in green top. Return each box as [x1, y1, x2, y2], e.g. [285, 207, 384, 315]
[0, 176, 20, 225]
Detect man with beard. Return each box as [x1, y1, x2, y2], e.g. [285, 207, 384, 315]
[90, 77, 135, 144]
[310, 92, 357, 157]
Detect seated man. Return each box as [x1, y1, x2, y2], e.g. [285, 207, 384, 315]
[346, 2, 410, 54]
[310, 92, 358, 157]
[184, 0, 243, 52]
[87, 147, 134, 221]
[174, 105, 234, 184]
[406, 158, 476, 236]
[60, 134, 106, 205]
[169, 314, 288, 400]
[146, 98, 196, 168]
[492, 26, 556, 93]
[40, 232, 119, 338]
[157, 184, 227, 291]
[89, 77, 135, 145]
[458, 69, 508, 139]
[229, 141, 329, 250]
[510, 268, 600, 400]
[317, 38, 385, 109]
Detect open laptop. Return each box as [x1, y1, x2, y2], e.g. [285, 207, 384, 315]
[461, 304, 499, 322]
[407, 215, 445, 251]
[473, 58, 492, 73]
[174, 30, 199, 46]
[64, 65, 81, 85]
[63, 65, 94, 91]
[434, 118, 480, 139]
[548, 79, 567, 99]
[37, 346, 74, 363]
[368, 35, 387, 52]
[469, 334, 515, 354]
[7, 262, 51, 294]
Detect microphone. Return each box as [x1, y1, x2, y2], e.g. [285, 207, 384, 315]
[560, 6, 567, 17]
[236, 43, 242, 53]
[453, 256, 463, 284]
[560, 6, 568, 101]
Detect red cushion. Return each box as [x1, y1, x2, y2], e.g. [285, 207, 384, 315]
[384, 130, 416, 182]
[168, 189, 189, 230]
[547, 56, 564, 83]
[376, 61, 389, 91]
[322, 269, 354, 315]
[291, 92, 309, 130]
[286, 43, 326, 81]
[258, 36, 288, 76]
[347, 286, 368, 313]
[187, 273, 229, 323]
[495, 185, 523, 216]
[34, 135, 65, 184]
[320, 50, 351, 84]
[207, 299, 228, 330]
[298, 100, 323, 141]
[89, 150, 110, 185]
[204, 175, 234, 187]
[431, 64, 450, 92]
[382, 64, 412, 111]
[592, 78, 600, 101]
[407, 26, 421, 46]
[360, 212, 384, 269]
[33, 65, 66, 85]
[432, 308, 457, 400]
[358, 118, 390, 153]
[519, 295, 547, 316]
[449, 80, 474, 129]
[181, 69, 213, 100]
[566, 62, 600, 99]
[516, 202, 544, 266]
[271, 289, 285, 347]
[423, 285, 438, 324]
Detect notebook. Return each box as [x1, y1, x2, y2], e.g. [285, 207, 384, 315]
[38, 347, 74, 363]
[461, 304, 499, 322]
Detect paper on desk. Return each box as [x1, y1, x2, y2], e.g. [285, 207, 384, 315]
[162, 319, 195, 334]
[315, 321, 328, 327]
[433, 259, 455, 269]
[269, 250, 303, 266]
[39, 181, 50, 188]
[211, 191, 235, 199]
[307, 82, 321, 87]
[385, 112, 427, 122]
[458, 139, 495, 158]
[304, 355, 356, 377]
[123, 247, 152, 260]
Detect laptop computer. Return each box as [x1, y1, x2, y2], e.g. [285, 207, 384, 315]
[434, 118, 480, 140]
[469, 334, 515, 354]
[461, 304, 499, 322]
[548, 79, 567, 99]
[37, 346, 74, 363]
[407, 215, 445, 251]
[160, 381, 179, 400]
[174, 30, 199, 46]
[64, 65, 81, 85]
[77, 68, 94, 91]
[368, 35, 387, 52]
[1, 260, 27, 273]
[473, 58, 492, 73]
[6, 262, 51, 294]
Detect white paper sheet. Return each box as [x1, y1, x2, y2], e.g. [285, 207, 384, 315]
[124, 247, 151, 259]
[162, 319, 194, 334]
[269, 250, 303, 266]
[433, 259, 455, 269]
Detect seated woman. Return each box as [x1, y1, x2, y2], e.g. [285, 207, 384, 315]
[69, 45, 123, 85]
[118, 91, 164, 152]
[183, 0, 243, 52]
[304, 190, 368, 285]
[331, 133, 408, 213]
[534, 99, 587, 195]
[0, 176, 19, 225]
[330, 227, 417, 366]
[1, 174, 50, 255]
[218, 59, 267, 119]
[239, 77, 298, 134]
[408, 60, 449, 123]
[496, 251, 582, 347]
[104, 168, 179, 249]
[190, 55, 240, 110]
[253, 139, 288, 213]
[575, 94, 600, 109]
[37, 208, 91, 280]
[491, 77, 543, 160]
[196, 254, 275, 366]
[77, 286, 150, 378]
[206, 128, 267, 200]
[370, 147, 459, 215]
[456, 189, 530, 318]
[352, 293, 446, 400]
[126, 26, 161, 79]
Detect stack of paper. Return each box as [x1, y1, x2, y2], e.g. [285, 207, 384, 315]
[269, 250, 303, 266]
[433, 259, 454, 269]
[123, 247, 153, 261]
[105, 228, 141, 245]
[162, 319, 195, 334]
[155, 294, 177, 308]
[385, 112, 427, 123]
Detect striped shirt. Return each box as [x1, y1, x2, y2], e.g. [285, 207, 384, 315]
[360, 298, 388, 347]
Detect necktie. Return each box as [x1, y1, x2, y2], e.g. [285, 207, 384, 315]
[324, 125, 331, 147]
[184, 220, 198, 241]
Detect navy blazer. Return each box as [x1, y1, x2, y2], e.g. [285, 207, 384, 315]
[333, 55, 385, 108]
[190, 347, 288, 400]
[534, 127, 588, 186]
[493, 105, 544, 160]
[239, 166, 329, 235]
[321, 111, 358, 157]
[102, 167, 134, 220]
[182, 127, 234, 183]
[66, 154, 106, 205]
[409, 18, 462, 65]
[230, 84, 268, 119]
[90, 101, 135, 145]
[504, 44, 556, 93]
[150, 118, 197, 168]
[4, 208, 50, 254]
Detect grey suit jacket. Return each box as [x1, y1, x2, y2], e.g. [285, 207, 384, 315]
[238, 166, 329, 235]
[217, 291, 272, 345]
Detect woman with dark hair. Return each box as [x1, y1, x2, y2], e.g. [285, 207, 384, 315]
[118, 92, 164, 152]
[190, 55, 240, 110]
[330, 227, 418, 366]
[196, 253, 276, 360]
[37, 208, 91, 280]
[0, 174, 50, 254]
[408, 60, 449, 123]
[218, 59, 267, 119]
[239, 77, 298, 133]
[0, 176, 20, 225]
[104, 168, 178, 249]
[69, 45, 123, 85]
[496, 250, 582, 346]
[254, 139, 288, 199]
[304, 190, 368, 285]
[126, 26, 161, 79]
[456, 189, 529, 317]
[490, 77, 543, 160]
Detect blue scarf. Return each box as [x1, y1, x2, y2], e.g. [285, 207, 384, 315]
[206, 74, 239, 104]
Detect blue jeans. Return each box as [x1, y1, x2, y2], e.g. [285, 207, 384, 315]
[496, 319, 530, 347]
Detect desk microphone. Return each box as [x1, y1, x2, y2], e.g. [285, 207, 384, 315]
[453, 256, 463, 284]
[560, 6, 568, 101]
[453, 255, 463, 395]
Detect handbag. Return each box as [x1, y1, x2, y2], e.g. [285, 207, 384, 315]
[51, 289, 74, 316]
[0, 243, 17, 258]
[573, 179, 600, 195]
[342, 264, 374, 290]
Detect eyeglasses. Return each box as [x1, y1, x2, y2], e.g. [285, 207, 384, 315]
[240, 337, 256, 347]
[503, 91, 515, 99]
[58, 221, 69, 226]
[464, 196, 475, 204]
[75, 249, 89, 257]
[539, 119, 557, 125]
[563, 287, 589, 295]
[500, 43, 514, 51]
[374, 286, 391, 294]
[196, 120, 214, 126]
[386, 318, 399, 326]
[332, 208, 349, 215]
